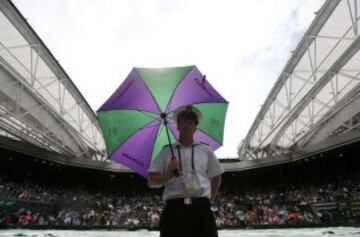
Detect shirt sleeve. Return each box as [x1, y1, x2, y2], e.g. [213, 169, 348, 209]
[206, 146, 224, 178]
[148, 147, 167, 174]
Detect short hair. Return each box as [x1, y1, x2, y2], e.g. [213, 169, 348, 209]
[176, 110, 199, 126]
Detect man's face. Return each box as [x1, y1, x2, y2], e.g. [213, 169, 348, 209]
[177, 117, 197, 136]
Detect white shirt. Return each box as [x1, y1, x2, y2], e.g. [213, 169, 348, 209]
[148, 141, 224, 201]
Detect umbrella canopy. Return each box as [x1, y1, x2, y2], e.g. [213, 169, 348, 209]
[97, 65, 228, 177]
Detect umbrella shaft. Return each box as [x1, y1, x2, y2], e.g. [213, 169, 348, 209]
[163, 118, 179, 177]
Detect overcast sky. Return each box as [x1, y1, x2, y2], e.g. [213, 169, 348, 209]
[13, 0, 324, 158]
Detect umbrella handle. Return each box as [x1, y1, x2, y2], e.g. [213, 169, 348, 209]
[162, 114, 179, 177]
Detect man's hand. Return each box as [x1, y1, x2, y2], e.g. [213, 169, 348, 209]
[167, 158, 179, 177]
[210, 175, 222, 201]
[148, 157, 179, 188]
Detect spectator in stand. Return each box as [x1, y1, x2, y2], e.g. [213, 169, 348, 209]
[244, 204, 258, 226]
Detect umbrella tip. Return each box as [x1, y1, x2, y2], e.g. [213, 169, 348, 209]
[160, 113, 167, 119]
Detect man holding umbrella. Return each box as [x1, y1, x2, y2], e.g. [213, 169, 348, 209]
[148, 105, 224, 237]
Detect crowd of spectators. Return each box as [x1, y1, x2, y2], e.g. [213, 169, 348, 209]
[1, 167, 360, 228]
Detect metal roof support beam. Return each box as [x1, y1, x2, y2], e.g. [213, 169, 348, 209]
[240, 0, 341, 159]
[296, 84, 360, 148]
[0, 42, 92, 146]
[0, 94, 76, 156]
[0, 1, 106, 162]
[0, 64, 86, 156]
[0, 1, 98, 125]
[347, 0, 359, 36]
[270, 35, 360, 149]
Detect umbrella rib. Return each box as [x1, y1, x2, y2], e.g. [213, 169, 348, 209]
[134, 69, 163, 113]
[165, 67, 194, 112]
[148, 122, 165, 162]
[138, 110, 159, 120]
[142, 120, 163, 130]
[197, 127, 222, 145]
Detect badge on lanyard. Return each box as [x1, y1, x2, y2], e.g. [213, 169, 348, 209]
[184, 180, 195, 191]
[176, 144, 196, 192]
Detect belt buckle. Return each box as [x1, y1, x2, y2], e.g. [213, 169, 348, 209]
[184, 197, 192, 205]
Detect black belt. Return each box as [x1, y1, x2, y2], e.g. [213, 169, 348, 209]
[166, 197, 210, 205]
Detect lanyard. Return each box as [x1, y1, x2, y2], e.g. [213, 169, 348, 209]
[176, 144, 195, 174]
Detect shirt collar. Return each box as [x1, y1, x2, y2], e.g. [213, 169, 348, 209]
[175, 140, 201, 148]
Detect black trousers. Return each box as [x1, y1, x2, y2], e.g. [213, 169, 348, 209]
[159, 198, 218, 237]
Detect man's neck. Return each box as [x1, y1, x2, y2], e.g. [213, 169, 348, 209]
[178, 137, 194, 147]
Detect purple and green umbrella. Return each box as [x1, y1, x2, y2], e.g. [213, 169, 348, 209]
[97, 66, 228, 177]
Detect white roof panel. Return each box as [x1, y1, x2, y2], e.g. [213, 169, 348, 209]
[241, 0, 360, 160]
[0, 1, 106, 161]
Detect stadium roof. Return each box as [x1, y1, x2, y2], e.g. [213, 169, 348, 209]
[240, 0, 360, 161]
[0, 1, 108, 162]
